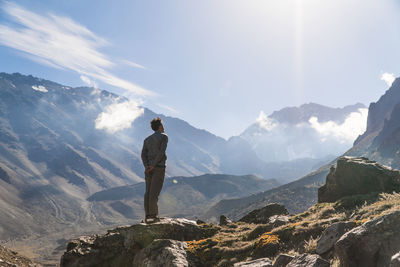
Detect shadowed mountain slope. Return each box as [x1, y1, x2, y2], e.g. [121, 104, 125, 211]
[87, 174, 279, 221]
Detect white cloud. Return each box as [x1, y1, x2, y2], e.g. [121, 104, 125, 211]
[381, 73, 396, 87]
[256, 111, 278, 131]
[0, 2, 154, 96]
[95, 100, 144, 133]
[309, 108, 368, 143]
[80, 75, 98, 88]
[32, 85, 48, 93]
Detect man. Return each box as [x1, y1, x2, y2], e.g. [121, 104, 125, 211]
[141, 117, 168, 223]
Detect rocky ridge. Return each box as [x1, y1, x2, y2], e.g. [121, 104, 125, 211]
[59, 157, 400, 266]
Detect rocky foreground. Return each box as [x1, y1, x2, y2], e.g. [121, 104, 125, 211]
[58, 157, 400, 267]
[0, 245, 42, 267]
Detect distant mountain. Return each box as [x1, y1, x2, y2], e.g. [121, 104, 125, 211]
[240, 102, 367, 162]
[87, 174, 279, 221]
[206, 77, 400, 223]
[203, 166, 330, 222]
[268, 102, 366, 124]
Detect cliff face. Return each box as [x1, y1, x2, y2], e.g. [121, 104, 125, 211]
[352, 78, 400, 154]
[355, 78, 400, 145]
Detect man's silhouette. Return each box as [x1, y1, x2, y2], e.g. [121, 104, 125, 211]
[141, 117, 168, 223]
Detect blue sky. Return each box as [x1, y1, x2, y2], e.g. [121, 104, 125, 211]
[0, 0, 400, 138]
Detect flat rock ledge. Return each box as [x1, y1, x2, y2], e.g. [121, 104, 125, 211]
[60, 218, 217, 267]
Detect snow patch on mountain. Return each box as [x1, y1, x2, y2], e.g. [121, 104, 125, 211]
[32, 85, 48, 92]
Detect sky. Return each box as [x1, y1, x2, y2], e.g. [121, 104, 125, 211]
[0, 0, 400, 139]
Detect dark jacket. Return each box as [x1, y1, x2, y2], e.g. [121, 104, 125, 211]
[141, 131, 168, 168]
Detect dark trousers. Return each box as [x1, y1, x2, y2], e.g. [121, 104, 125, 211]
[144, 167, 165, 218]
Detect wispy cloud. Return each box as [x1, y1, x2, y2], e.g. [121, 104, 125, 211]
[0, 2, 154, 96]
[120, 59, 147, 70]
[381, 72, 396, 87]
[156, 103, 179, 114]
[95, 100, 144, 133]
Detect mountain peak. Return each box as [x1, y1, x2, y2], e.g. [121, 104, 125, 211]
[269, 102, 366, 124]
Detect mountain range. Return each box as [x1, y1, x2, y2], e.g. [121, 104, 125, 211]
[204, 77, 400, 222]
[240, 102, 366, 162]
[0, 72, 370, 262]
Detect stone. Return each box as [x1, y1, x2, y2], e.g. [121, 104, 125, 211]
[391, 252, 400, 267]
[316, 221, 355, 254]
[133, 239, 189, 267]
[239, 204, 289, 224]
[234, 257, 273, 267]
[318, 157, 400, 203]
[335, 210, 400, 267]
[273, 254, 294, 267]
[196, 219, 206, 225]
[220, 215, 232, 226]
[60, 218, 216, 267]
[269, 215, 289, 228]
[286, 254, 329, 267]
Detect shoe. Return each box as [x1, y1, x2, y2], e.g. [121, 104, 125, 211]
[145, 216, 161, 224]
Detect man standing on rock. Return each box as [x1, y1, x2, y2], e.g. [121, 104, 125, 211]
[141, 117, 168, 223]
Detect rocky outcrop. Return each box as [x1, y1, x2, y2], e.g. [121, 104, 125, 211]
[335, 210, 400, 267]
[286, 254, 329, 267]
[239, 204, 289, 224]
[220, 215, 232, 226]
[60, 218, 217, 267]
[234, 258, 273, 267]
[318, 157, 400, 203]
[316, 221, 355, 255]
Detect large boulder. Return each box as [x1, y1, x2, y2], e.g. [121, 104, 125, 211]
[318, 157, 400, 203]
[286, 254, 329, 267]
[60, 218, 217, 267]
[316, 221, 355, 255]
[335, 210, 400, 267]
[239, 204, 289, 224]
